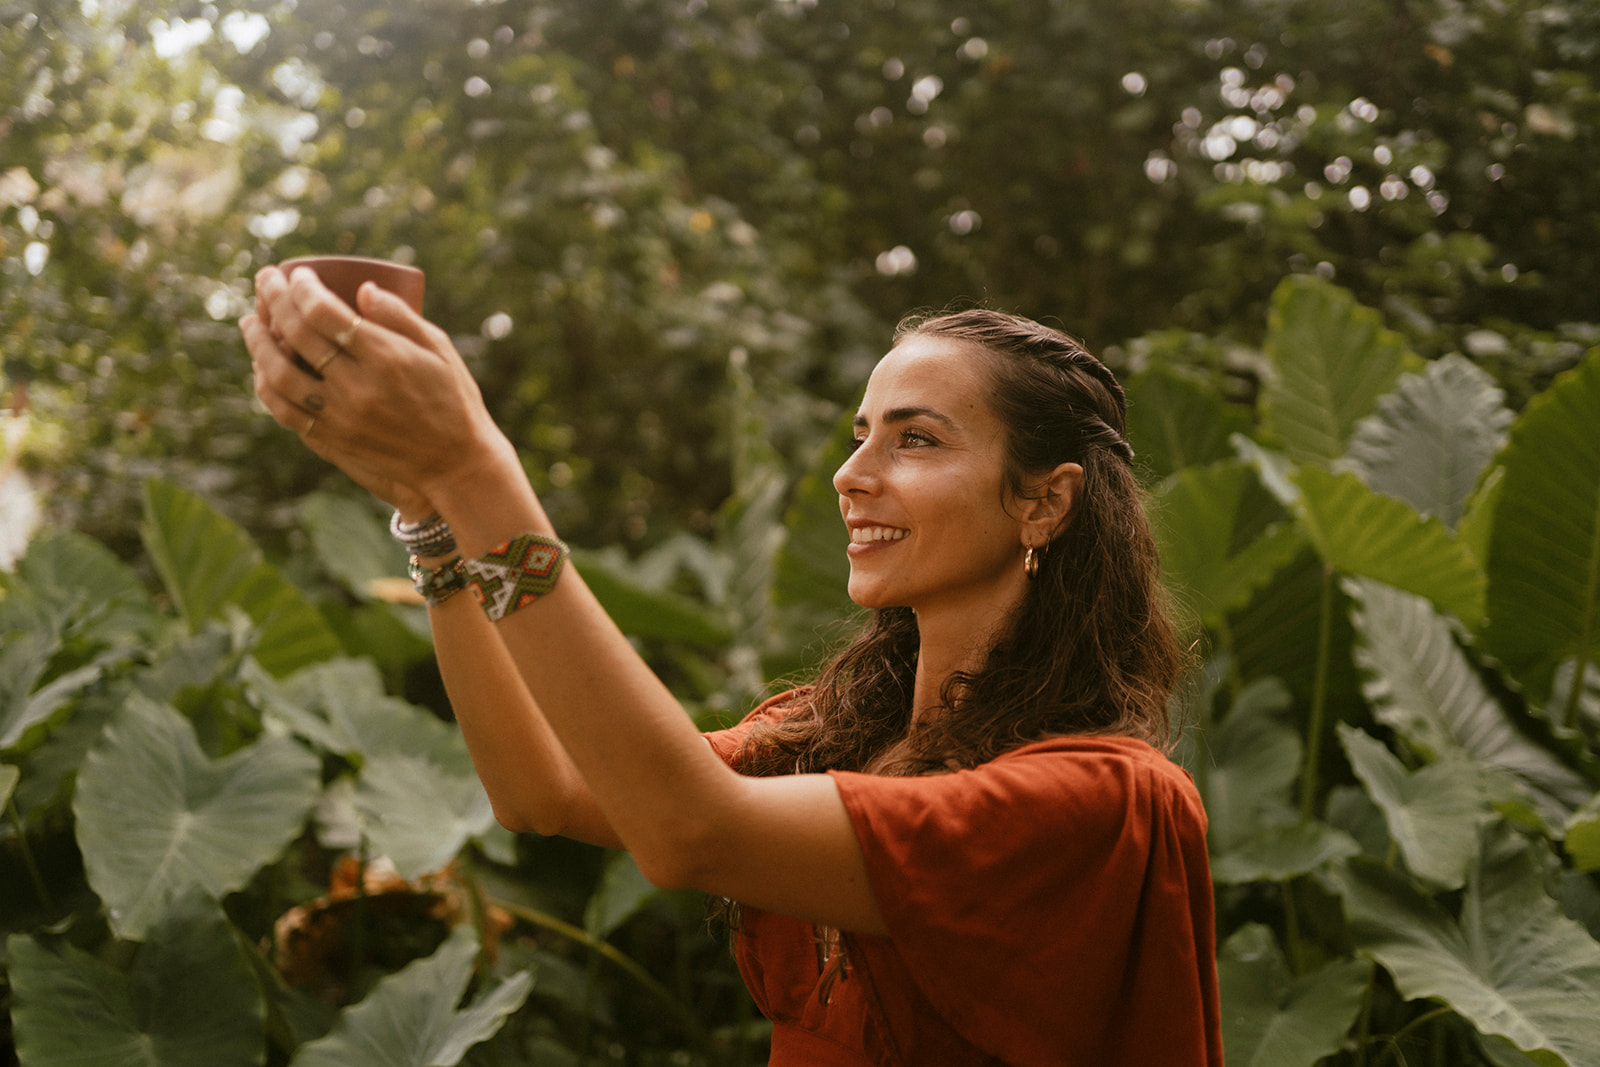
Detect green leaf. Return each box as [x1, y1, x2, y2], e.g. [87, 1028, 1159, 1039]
[289, 927, 533, 1067]
[0, 629, 103, 752]
[1, 529, 160, 650]
[353, 752, 495, 880]
[1338, 724, 1494, 890]
[1, 761, 18, 806]
[766, 405, 860, 678]
[1564, 793, 1600, 872]
[1329, 828, 1600, 1067]
[1259, 276, 1410, 465]
[1294, 465, 1486, 626]
[1459, 466, 1506, 568]
[300, 492, 409, 602]
[273, 658, 474, 772]
[571, 548, 731, 647]
[1346, 577, 1591, 820]
[584, 851, 664, 940]
[1211, 819, 1362, 885]
[1124, 364, 1250, 480]
[1482, 347, 1600, 717]
[262, 658, 494, 877]
[141, 479, 342, 677]
[1344, 354, 1513, 528]
[8, 890, 264, 1067]
[1198, 677, 1300, 852]
[1217, 923, 1372, 1067]
[1151, 460, 1304, 630]
[73, 693, 322, 939]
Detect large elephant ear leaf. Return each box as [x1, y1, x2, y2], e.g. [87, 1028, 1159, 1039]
[1198, 677, 1300, 852]
[353, 752, 495, 880]
[1337, 724, 1494, 891]
[1329, 826, 1600, 1067]
[141, 479, 343, 676]
[1124, 364, 1250, 481]
[1217, 923, 1372, 1067]
[8, 890, 264, 1067]
[74, 693, 322, 940]
[1346, 577, 1591, 820]
[1259, 276, 1410, 465]
[1151, 460, 1304, 633]
[1481, 347, 1600, 723]
[289, 927, 533, 1067]
[1293, 466, 1485, 627]
[1344, 354, 1513, 528]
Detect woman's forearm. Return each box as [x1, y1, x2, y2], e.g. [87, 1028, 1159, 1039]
[423, 457, 751, 888]
[428, 587, 621, 847]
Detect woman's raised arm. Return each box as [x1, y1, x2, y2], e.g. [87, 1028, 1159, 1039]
[243, 265, 886, 935]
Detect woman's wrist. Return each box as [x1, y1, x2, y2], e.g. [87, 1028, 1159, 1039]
[422, 437, 553, 558]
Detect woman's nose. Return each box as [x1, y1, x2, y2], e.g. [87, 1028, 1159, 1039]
[833, 441, 872, 496]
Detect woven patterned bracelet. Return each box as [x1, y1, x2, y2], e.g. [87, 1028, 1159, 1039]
[464, 532, 569, 621]
[409, 554, 469, 607]
[389, 510, 457, 558]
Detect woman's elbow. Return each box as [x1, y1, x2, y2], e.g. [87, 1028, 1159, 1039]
[491, 801, 563, 838]
[628, 820, 723, 892]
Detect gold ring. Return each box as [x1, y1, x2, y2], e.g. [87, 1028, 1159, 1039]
[313, 348, 341, 374]
[333, 314, 363, 350]
[304, 415, 317, 438]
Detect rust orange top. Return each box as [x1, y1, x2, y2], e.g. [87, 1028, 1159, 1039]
[706, 689, 1222, 1066]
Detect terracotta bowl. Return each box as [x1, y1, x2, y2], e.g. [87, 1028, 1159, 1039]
[279, 255, 426, 313]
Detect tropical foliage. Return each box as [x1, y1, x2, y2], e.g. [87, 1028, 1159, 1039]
[4, 276, 1599, 1064]
[5, 0, 1600, 1063]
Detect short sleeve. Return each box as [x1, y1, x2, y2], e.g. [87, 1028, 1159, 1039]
[703, 687, 811, 767]
[831, 737, 1222, 1066]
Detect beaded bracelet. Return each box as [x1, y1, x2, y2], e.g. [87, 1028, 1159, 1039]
[463, 532, 569, 621]
[389, 510, 457, 559]
[409, 554, 469, 607]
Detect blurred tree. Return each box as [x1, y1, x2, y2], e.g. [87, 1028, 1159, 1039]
[2, 0, 1596, 555]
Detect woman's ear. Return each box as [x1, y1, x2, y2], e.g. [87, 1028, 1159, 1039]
[1018, 462, 1084, 544]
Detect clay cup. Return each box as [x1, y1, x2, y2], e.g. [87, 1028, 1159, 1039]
[279, 255, 426, 314]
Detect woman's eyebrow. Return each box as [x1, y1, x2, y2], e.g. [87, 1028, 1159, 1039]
[854, 405, 958, 429]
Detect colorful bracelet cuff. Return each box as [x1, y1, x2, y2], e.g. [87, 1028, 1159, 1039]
[464, 532, 569, 621]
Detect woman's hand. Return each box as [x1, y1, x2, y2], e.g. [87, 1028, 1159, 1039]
[242, 265, 516, 508]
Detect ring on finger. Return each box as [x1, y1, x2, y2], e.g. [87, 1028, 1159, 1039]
[313, 347, 342, 374]
[333, 313, 363, 350]
[303, 415, 317, 438]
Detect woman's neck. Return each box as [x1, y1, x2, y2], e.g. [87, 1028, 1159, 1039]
[908, 610, 1005, 728]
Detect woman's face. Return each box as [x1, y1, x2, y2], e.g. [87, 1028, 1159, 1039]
[833, 334, 1031, 622]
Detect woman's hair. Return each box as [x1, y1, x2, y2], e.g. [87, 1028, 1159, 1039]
[734, 308, 1184, 778]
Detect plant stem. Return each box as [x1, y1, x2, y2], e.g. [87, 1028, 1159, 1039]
[488, 894, 710, 1053]
[1372, 1005, 1454, 1067]
[6, 795, 55, 917]
[1300, 564, 1336, 822]
[1566, 490, 1600, 730]
[1280, 877, 1306, 975]
[1353, 972, 1375, 1067]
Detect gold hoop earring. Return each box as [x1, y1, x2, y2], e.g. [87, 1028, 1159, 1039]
[1024, 545, 1040, 579]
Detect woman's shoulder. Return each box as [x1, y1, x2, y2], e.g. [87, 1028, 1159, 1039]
[832, 730, 1206, 839]
[992, 732, 1193, 782]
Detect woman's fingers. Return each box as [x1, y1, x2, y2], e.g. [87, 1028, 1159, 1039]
[242, 312, 320, 435]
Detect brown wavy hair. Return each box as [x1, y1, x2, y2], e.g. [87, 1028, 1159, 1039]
[732, 308, 1183, 779]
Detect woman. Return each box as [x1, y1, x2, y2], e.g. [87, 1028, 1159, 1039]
[243, 267, 1222, 1065]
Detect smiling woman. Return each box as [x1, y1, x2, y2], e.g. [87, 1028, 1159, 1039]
[242, 274, 1221, 1065]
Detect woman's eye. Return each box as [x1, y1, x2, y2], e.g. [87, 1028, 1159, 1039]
[901, 429, 934, 447]
[847, 437, 866, 452]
